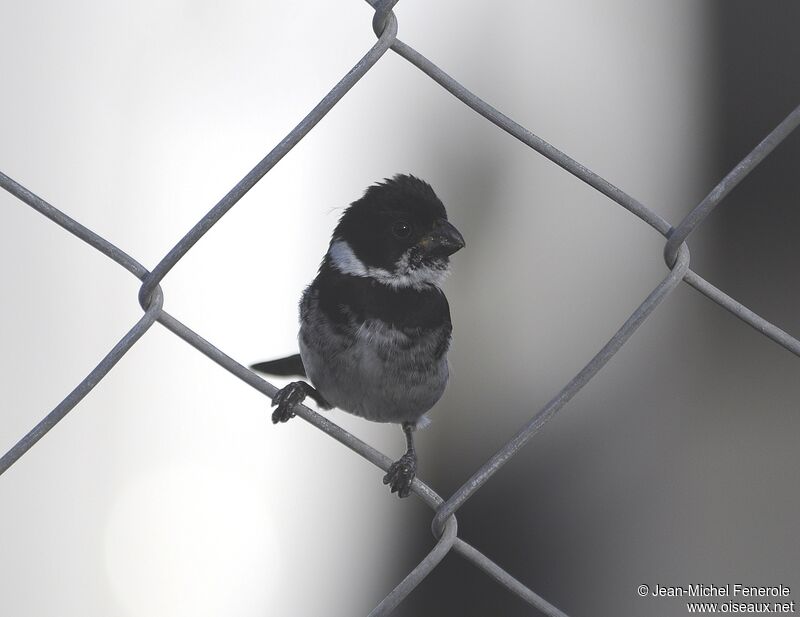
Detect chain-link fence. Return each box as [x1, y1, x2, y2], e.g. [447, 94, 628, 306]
[2, 1, 799, 615]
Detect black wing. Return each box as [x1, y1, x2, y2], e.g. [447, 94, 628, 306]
[249, 353, 306, 377]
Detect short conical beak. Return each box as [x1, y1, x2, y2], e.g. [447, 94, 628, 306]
[423, 219, 466, 257]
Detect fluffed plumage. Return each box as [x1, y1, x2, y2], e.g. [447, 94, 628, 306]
[251, 174, 464, 497]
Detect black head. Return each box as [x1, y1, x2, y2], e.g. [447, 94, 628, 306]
[327, 175, 465, 288]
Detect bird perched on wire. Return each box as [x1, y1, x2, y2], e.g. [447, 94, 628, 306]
[251, 174, 465, 497]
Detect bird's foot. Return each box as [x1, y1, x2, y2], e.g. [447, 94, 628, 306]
[270, 381, 309, 424]
[383, 451, 417, 498]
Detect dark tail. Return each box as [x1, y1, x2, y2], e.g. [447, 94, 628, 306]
[249, 353, 306, 377]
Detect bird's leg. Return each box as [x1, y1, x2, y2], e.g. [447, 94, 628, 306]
[271, 381, 331, 424]
[383, 422, 418, 498]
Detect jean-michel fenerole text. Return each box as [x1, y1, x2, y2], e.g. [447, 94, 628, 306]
[651, 584, 791, 598]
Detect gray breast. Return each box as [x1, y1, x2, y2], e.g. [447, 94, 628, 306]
[299, 299, 449, 425]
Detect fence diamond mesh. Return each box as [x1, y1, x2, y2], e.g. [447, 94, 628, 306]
[2, 1, 799, 615]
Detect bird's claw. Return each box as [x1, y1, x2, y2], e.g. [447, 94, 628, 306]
[270, 381, 307, 424]
[383, 452, 417, 498]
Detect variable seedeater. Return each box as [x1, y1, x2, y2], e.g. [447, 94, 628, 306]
[251, 174, 464, 497]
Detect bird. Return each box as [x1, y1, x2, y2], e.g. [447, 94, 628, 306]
[251, 174, 465, 497]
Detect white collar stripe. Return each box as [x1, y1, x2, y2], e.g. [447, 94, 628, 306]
[328, 240, 448, 291]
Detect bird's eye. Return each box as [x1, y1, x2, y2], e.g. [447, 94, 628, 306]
[391, 221, 412, 239]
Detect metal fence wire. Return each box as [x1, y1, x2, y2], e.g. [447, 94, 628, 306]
[2, 1, 800, 615]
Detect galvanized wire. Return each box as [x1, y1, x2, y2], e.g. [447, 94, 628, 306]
[2, 1, 799, 615]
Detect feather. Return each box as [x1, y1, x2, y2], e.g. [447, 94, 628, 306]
[250, 353, 306, 377]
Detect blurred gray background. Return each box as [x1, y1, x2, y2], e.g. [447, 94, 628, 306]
[1, 1, 797, 616]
